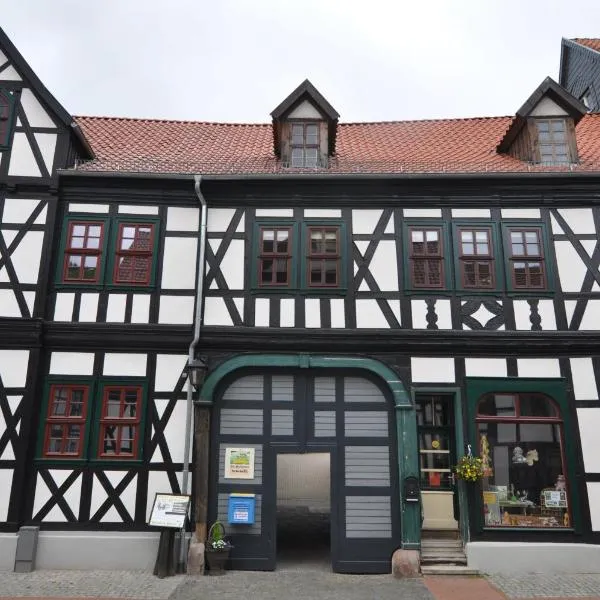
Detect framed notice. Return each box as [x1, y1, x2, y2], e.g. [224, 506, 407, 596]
[148, 493, 190, 528]
[224, 447, 255, 480]
[483, 491, 501, 526]
[542, 489, 568, 508]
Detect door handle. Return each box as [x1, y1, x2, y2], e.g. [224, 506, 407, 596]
[449, 472, 456, 487]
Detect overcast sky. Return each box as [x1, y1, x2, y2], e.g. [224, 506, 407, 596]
[3, 1, 600, 123]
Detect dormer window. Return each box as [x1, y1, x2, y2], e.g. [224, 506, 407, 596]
[537, 119, 570, 164]
[291, 123, 319, 167]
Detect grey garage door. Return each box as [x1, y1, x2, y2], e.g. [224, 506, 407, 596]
[210, 369, 401, 573]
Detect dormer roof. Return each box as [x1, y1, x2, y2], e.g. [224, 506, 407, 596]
[497, 77, 587, 153]
[270, 79, 339, 157]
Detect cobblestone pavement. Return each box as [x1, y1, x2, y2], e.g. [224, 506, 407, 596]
[487, 574, 600, 599]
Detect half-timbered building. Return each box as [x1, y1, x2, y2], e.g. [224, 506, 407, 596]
[1, 26, 600, 574]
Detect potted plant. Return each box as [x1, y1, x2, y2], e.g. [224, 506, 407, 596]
[454, 453, 485, 483]
[205, 521, 233, 575]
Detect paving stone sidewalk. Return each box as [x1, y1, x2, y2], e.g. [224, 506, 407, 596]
[487, 574, 600, 599]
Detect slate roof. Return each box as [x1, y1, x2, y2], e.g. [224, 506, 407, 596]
[73, 113, 600, 176]
[572, 38, 600, 53]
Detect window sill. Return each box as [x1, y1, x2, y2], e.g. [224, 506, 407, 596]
[54, 284, 156, 292]
[251, 287, 347, 296]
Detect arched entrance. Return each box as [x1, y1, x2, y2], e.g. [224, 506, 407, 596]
[199, 355, 420, 574]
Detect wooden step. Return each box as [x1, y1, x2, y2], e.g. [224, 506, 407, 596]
[421, 564, 479, 576]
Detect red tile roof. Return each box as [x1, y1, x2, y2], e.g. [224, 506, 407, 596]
[572, 38, 600, 53]
[73, 113, 600, 176]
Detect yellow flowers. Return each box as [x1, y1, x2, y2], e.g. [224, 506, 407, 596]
[454, 455, 485, 482]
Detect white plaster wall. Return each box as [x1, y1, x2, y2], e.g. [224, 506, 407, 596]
[255, 298, 270, 327]
[500, 208, 541, 219]
[530, 97, 568, 116]
[203, 297, 233, 326]
[78, 293, 99, 322]
[513, 300, 556, 331]
[411, 299, 451, 330]
[103, 353, 147, 377]
[54, 293, 75, 321]
[19, 88, 55, 127]
[450, 208, 491, 218]
[305, 298, 320, 328]
[162, 401, 187, 462]
[411, 357, 455, 383]
[517, 358, 561, 378]
[577, 408, 600, 472]
[131, 295, 151, 324]
[287, 100, 322, 119]
[207, 208, 237, 232]
[280, 298, 295, 327]
[219, 239, 245, 289]
[352, 210, 382, 234]
[161, 237, 197, 289]
[158, 296, 194, 324]
[106, 294, 127, 322]
[3, 231, 43, 284]
[49, 352, 94, 376]
[576, 300, 600, 330]
[154, 354, 188, 393]
[570, 358, 598, 400]
[587, 482, 600, 531]
[0, 469, 13, 521]
[255, 209, 293, 217]
[403, 208, 441, 218]
[118, 205, 159, 215]
[68, 204, 109, 213]
[555, 241, 586, 293]
[368, 241, 398, 291]
[557, 208, 596, 235]
[0, 350, 29, 387]
[355, 299, 389, 328]
[34, 132, 57, 173]
[331, 298, 345, 328]
[90, 472, 136, 522]
[304, 209, 341, 218]
[7, 133, 41, 177]
[0, 290, 21, 317]
[464, 358, 507, 378]
[166, 207, 199, 232]
[1, 198, 43, 223]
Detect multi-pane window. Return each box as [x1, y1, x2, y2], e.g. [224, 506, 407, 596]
[290, 123, 319, 168]
[259, 227, 291, 286]
[409, 228, 444, 288]
[43, 385, 88, 457]
[114, 223, 155, 285]
[458, 228, 494, 288]
[98, 386, 142, 459]
[308, 227, 339, 287]
[508, 228, 546, 289]
[63, 222, 104, 282]
[536, 119, 570, 165]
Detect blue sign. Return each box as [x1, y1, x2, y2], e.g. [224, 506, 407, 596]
[227, 493, 256, 525]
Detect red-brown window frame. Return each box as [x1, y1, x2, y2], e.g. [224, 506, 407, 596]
[306, 226, 340, 288]
[43, 385, 89, 458]
[507, 227, 547, 290]
[113, 223, 155, 286]
[258, 226, 292, 287]
[290, 121, 320, 168]
[409, 227, 445, 289]
[62, 221, 105, 283]
[98, 386, 143, 459]
[458, 227, 495, 289]
[476, 392, 571, 528]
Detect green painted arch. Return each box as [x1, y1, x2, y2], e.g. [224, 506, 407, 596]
[198, 354, 411, 408]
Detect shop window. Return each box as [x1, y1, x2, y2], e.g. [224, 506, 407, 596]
[476, 392, 570, 528]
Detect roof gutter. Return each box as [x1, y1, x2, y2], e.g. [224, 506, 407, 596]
[179, 175, 208, 569]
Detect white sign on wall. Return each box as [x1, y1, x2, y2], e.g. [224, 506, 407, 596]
[224, 447, 255, 480]
[148, 493, 190, 528]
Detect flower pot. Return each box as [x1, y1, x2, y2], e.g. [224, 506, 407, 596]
[205, 548, 230, 575]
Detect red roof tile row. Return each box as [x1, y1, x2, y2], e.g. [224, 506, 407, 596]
[573, 38, 600, 53]
[73, 113, 600, 176]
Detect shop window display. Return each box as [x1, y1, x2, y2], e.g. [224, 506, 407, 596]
[477, 392, 570, 528]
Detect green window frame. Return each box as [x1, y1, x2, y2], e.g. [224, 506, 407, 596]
[402, 220, 452, 293]
[56, 215, 160, 290]
[465, 377, 581, 533]
[0, 87, 16, 150]
[501, 221, 554, 294]
[37, 377, 148, 465]
[252, 219, 347, 292]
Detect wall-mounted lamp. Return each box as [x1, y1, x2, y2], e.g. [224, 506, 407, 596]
[185, 357, 208, 391]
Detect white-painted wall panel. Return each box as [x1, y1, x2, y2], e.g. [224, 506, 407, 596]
[34, 133, 57, 173]
[368, 241, 398, 291]
[304, 209, 341, 218]
[538, 300, 557, 330]
[53, 293, 75, 321]
[587, 483, 600, 531]
[553, 241, 584, 293]
[305, 298, 320, 328]
[436, 299, 452, 329]
[146, 471, 184, 519]
[163, 401, 187, 462]
[570, 358, 599, 400]
[451, 208, 491, 218]
[68, 203, 109, 213]
[331, 299, 345, 328]
[220, 239, 245, 290]
[530, 97, 568, 117]
[255, 298, 270, 327]
[158, 296, 194, 324]
[0, 290, 21, 318]
[352, 210, 382, 234]
[403, 209, 441, 218]
[78, 293, 99, 322]
[280, 298, 295, 327]
[557, 209, 596, 235]
[500, 209, 541, 219]
[255, 209, 293, 217]
[0, 470, 13, 521]
[578, 300, 600, 330]
[57, 471, 82, 520]
[0, 350, 29, 387]
[154, 354, 188, 392]
[1, 199, 41, 223]
[465, 358, 507, 377]
[49, 352, 94, 376]
[207, 208, 236, 233]
[513, 300, 532, 331]
[355, 299, 389, 328]
[517, 358, 561, 378]
[8, 231, 43, 283]
[7, 133, 41, 176]
[411, 300, 428, 329]
[166, 207, 199, 232]
[288, 100, 322, 118]
[577, 408, 600, 472]
[161, 237, 197, 289]
[118, 205, 159, 215]
[103, 353, 147, 377]
[203, 297, 233, 326]
[0, 65, 21, 81]
[106, 294, 127, 323]
[411, 358, 455, 383]
[131, 295, 151, 324]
